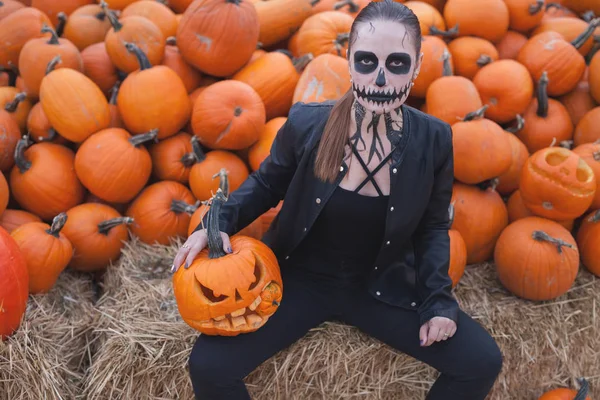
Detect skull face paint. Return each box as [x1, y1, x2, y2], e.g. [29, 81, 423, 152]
[349, 20, 418, 114]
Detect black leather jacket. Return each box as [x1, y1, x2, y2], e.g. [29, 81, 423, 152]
[194, 101, 460, 326]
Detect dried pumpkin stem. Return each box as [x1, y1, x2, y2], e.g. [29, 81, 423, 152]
[536, 71, 549, 118]
[293, 53, 313, 73]
[593, 150, 600, 161]
[559, 139, 573, 149]
[190, 135, 206, 162]
[574, 378, 590, 400]
[45, 55, 62, 76]
[589, 210, 600, 223]
[128, 128, 159, 147]
[109, 81, 121, 105]
[532, 230, 573, 253]
[333, 0, 359, 13]
[166, 36, 177, 46]
[582, 11, 596, 23]
[545, 2, 566, 11]
[429, 24, 459, 38]
[335, 33, 350, 56]
[180, 152, 197, 167]
[206, 189, 228, 259]
[94, 10, 106, 21]
[125, 42, 152, 70]
[310, 0, 320, 6]
[46, 213, 68, 237]
[98, 216, 134, 235]
[38, 128, 57, 142]
[0, 64, 19, 87]
[476, 178, 499, 191]
[505, 114, 525, 133]
[572, 18, 600, 49]
[14, 136, 32, 173]
[212, 168, 229, 198]
[4, 92, 26, 113]
[441, 48, 452, 76]
[100, 1, 122, 31]
[171, 199, 198, 215]
[462, 105, 489, 121]
[476, 54, 493, 67]
[529, 0, 544, 14]
[0, 2, 4, 5]
[55, 12, 67, 37]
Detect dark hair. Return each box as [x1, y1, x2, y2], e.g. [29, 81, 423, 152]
[313, 0, 422, 182]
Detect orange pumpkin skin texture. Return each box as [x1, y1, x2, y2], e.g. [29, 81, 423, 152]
[295, 11, 354, 58]
[0, 87, 32, 133]
[293, 53, 351, 104]
[254, 0, 314, 48]
[74, 128, 155, 204]
[590, 48, 600, 104]
[0, 225, 28, 340]
[173, 190, 283, 336]
[473, 60, 533, 124]
[149, 131, 195, 184]
[80, 42, 120, 96]
[61, 203, 131, 272]
[30, 0, 93, 26]
[572, 142, 600, 210]
[504, 0, 545, 34]
[426, 76, 483, 126]
[574, 107, 600, 147]
[559, 70, 597, 127]
[0, 209, 41, 233]
[517, 31, 586, 97]
[404, 1, 446, 35]
[169, 0, 195, 13]
[248, 117, 286, 172]
[117, 44, 192, 140]
[532, 17, 600, 57]
[0, 172, 7, 215]
[0, 0, 25, 20]
[451, 107, 512, 184]
[539, 387, 591, 400]
[577, 210, 600, 277]
[0, 109, 21, 172]
[62, 4, 112, 51]
[311, 0, 369, 17]
[192, 80, 265, 150]
[121, 0, 178, 39]
[162, 38, 203, 94]
[27, 102, 62, 144]
[496, 132, 530, 196]
[450, 183, 508, 264]
[412, 36, 453, 99]
[10, 141, 85, 221]
[494, 216, 579, 301]
[176, 0, 259, 77]
[507, 190, 574, 231]
[189, 150, 249, 201]
[10, 214, 73, 294]
[448, 37, 498, 80]
[39, 67, 111, 143]
[99, 0, 137, 10]
[447, 204, 466, 288]
[496, 30, 528, 60]
[18, 27, 83, 99]
[126, 180, 197, 245]
[519, 147, 596, 221]
[0, 7, 54, 69]
[443, 0, 509, 43]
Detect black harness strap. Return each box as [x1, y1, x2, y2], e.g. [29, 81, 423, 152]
[350, 143, 394, 196]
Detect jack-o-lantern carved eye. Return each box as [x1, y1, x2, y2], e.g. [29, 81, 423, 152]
[199, 282, 229, 303]
[248, 262, 262, 291]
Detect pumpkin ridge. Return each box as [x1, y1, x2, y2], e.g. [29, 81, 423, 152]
[527, 158, 595, 195]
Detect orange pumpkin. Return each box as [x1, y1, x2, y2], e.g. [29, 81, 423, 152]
[0, 225, 28, 340]
[572, 141, 600, 210]
[27, 102, 63, 144]
[412, 37, 453, 99]
[448, 36, 498, 80]
[506, 190, 574, 231]
[107, 82, 124, 129]
[558, 68, 597, 127]
[532, 17, 600, 56]
[80, 42, 120, 96]
[542, 3, 576, 21]
[573, 107, 600, 147]
[254, 0, 315, 48]
[121, 0, 178, 39]
[425, 69, 483, 126]
[173, 188, 283, 336]
[447, 203, 467, 288]
[39, 59, 111, 143]
[0, 87, 32, 133]
[519, 146, 596, 221]
[176, 0, 259, 77]
[248, 117, 287, 171]
[61, 203, 132, 272]
[149, 131, 196, 183]
[117, 42, 192, 139]
[126, 180, 197, 245]
[404, 1, 447, 35]
[292, 53, 351, 103]
[496, 30, 528, 60]
[0, 171, 7, 215]
[61, 4, 112, 50]
[311, 0, 369, 17]
[0, 0, 25, 20]
[561, 0, 600, 15]
[589, 52, 600, 104]
[0, 209, 41, 233]
[577, 210, 600, 277]
[494, 216, 579, 301]
[10, 213, 73, 293]
[0, 108, 21, 172]
[295, 11, 353, 58]
[443, 0, 509, 43]
[473, 59, 533, 124]
[496, 128, 530, 195]
[451, 182, 508, 264]
[504, 0, 545, 33]
[162, 37, 203, 94]
[169, 0, 195, 13]
[30, 0, 93, 26]
[451, 105, 512, 184]
[188, 147, 249, 201]
[191, 80, 265, 150]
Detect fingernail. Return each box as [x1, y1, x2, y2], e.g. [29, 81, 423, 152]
[227, 247, 232, 253]
[420, 340, 424, 345]
[184, 262, 188, 269]
[170, 264, 174, 272]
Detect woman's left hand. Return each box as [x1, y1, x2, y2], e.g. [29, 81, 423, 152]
[419, 316, 457, 347]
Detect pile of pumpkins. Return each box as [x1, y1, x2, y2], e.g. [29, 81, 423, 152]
[0, 0, 599, 356]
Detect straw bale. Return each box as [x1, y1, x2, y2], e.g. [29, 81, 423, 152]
[0, 270, 98, 400]
[83, 239, 600, 399]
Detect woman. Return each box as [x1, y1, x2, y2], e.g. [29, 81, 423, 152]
[172, 1, 503, 399]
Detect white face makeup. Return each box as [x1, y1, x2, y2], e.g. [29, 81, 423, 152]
[348, 20, 419, 114]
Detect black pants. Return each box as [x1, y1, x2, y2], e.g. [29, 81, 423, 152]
[188, 266, 503, 399]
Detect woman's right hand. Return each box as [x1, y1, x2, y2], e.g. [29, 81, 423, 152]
[171, 229, 232, 272]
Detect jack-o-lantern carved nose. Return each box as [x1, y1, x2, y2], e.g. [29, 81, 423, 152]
[376, 68, 386, 87]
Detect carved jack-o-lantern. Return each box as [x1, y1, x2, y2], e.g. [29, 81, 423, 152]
[173, 189, 283, 336]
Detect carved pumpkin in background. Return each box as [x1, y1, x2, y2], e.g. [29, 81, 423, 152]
[173, 189, 283, 336]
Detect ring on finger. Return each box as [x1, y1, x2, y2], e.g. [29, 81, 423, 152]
[182, 244, 189, 248]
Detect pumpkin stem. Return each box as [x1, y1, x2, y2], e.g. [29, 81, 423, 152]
[476, 54, 493, 67]
[531, 230, 574, 253]
[310, 0, 320, 6]
[100, 1, 122, 32]
[462, 105, 489, 121]
[559, 139, 573, 149]
[225, 0, 242, 4]
[94, 10, 106, 21]
[593, 150, 600, 162]
[4, 92, 26, 113]
[125, 42, 153, 70]
[536, 71, 549, 118]
[37, 128, 57, 142]
[572, 18, 600, 50]
[128, 129, 159, 147]
[14, 136, 32, 173]
[190, 135, 206, 162]
[55, 12, 67, 37]
[333, 0, 359, 13]
[335, 33, 350, 56]
[212, 168, 229, 198]
[0, 64, 19, 87]
[429, 24, 459, 38]
[448, 202, 456, 226]
[529, 0, 544, 14]
[582, 11, 596, 23]
[180, 152, 197, 167]
[171, 199, 198, 214]
[545, 2, 566, 11]
[256, 41, 263, 49]
[109, 81, 121, 105]
[476, 178, 499, 191]
[41, 23, 60, 44]
[441, 48, 452, 76]
[166, 36, 177, 46]
[45, 55, 62, 76]
[293, 53, 313, 73]
[46, 212, 68, 237]
[97, 216, 134, 235]
[574, 377, 590, 400]
[505, 114, 525, 133]
[588, 210, 600, 223]
[233, 106, 243, 117]
[206, 188, 228, 259]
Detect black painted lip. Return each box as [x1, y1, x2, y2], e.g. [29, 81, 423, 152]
[352, 82, 410, 104]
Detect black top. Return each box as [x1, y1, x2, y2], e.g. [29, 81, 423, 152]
[196, 101, 459, 326]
